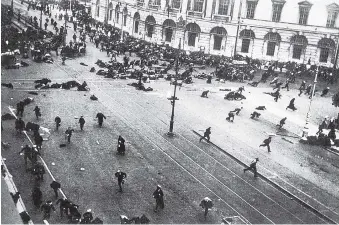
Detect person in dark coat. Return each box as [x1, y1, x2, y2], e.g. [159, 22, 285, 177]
[115, 170, 127, 192]
[298, 81, 306, 96]
[199, 127, 211, 142]
[117, 135, 126, 154]
[56, 198, 72, 217]
[250, 111, 261, 119]
[199, 197, 213, 219]
[328, 128, 336, 142]
[34, 134, 43, 151]
[96, 113, 106, 127]
[32, 187, 42, 208]
[277, 117, 287, 129]
[55, 116, 61, 130]
[16, 101, 25, 117]
[79, 116, 85, 130]
[41, 200, 56, 220]
[33, 106, 41, 119]
[50, 181, 61, 198]
[33, 162, 45, 180]
[259, 137, 272, 152]
[243, 158, 259, 177]
[65, 127, 74, 143]
[321, 87, 330, 97]
[286, 98, 297, 111]
[82, 209, 93, 224]
[226, 112, 235, 122]
[153, 185, 164, 212]
[15, 118, 25, 133]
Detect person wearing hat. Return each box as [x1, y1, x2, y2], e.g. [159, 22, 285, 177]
[226, 111, 235, 122]
[55, 116, 61, 130]
[33, 162, 45, 180]
[96, 112, 106, 127]
[199, 197, 213, 219]
[321, 87, 330, 97]
[244, 158, 259, 177]
[78, 116, 85, 131]
[277, 117, 287, 129]
[153, 185, 164, 212]
[41, 200, 56, 220]
[33, 106, 41, 119]
[199, 127, 211, 143]
[115, 170, 127, 192]
[82, 209, 94, 223]
[65, 127, 75, 143]
[259, 137, 272, 152]
[50, 181, 61, 198]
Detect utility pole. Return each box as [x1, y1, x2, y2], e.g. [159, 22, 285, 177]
[334, 39, 339, 69]
[40, 0, 43, 29]
[120, 9, 124, 41]
[233, 0, 243, 57]
[301, 66, 319, 140]
[167, 39, 181, 137]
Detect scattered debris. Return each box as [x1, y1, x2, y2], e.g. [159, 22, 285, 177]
[59, 144, 67, 148]
[1, 142, 10, 149]
[28, 91, 38, 95]
[80, 62, 88, 66]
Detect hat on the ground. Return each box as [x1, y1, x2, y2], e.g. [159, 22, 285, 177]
[87, 209, 92, 212]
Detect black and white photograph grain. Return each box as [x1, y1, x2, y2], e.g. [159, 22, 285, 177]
[1, 0, 339, 223]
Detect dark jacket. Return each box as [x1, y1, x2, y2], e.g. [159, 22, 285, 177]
[115, 171, 127, 182]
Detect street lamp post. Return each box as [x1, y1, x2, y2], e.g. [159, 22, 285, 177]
[301, 66, 319, 140]
[233, 0, 243, 57]
[120, 8, 124, 41]
[40, 1, 43, 29]
[167, 39, 181, 137]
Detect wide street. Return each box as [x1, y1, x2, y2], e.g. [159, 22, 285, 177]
[1, 1, 339, 223]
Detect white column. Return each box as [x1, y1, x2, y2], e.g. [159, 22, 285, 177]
[205, 0, 214, 17]
[181, 0, 189, 13]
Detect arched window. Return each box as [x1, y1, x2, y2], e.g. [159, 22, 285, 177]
[240, 29, 255, 53]
[115, 5, 120, 23]
[318, 38, 335, 63]
[264, 32, 281, 56]
[108, 2, 113, 21]
[163, 19, 176, 42]
[290, 35, 308, 59]
[145, 15, 156, 38]
[210, 27, 227, 50]
[186, 23, 201, 47]
[133, 12, 140, 34]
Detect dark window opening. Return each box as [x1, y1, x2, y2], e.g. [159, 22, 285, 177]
[213, 35, 222, 50]
[241, 38, 250, 53]
[292, 45, 303, 59]
[266, 41, 276, 56]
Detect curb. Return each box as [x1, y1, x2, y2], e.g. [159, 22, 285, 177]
[1, 156, 34, 224]
[192, 130, 337, 224]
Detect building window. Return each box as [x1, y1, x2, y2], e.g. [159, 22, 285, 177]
[188, 33, 197, 46]
[153, 0, 161, 5]
[299, 6, 310, 25]
[319, 48, 329, 62]
[213, 36, 222, 50]
[172, 0, 181, 9]
[241, 39, 250, 53]
[246, 1, 257, 19]
[292, 45, 303, 59]
[147, 25, 154, 37]
[165, 28, 173, 42]
[272, 3, 284, 22]
[267, 41, 276, 56]
[218, 0, 229, 15]
[137, 0, 144, 7]
[134, 21, 139, 33]
[193, 0, 204, 12]
[326, 11, 338, 28]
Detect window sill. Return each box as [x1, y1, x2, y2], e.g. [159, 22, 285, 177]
[187, 11, 203, 18]
[213, 14, 231, 22]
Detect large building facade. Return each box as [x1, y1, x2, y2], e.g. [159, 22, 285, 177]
[91, 0, 339, 66]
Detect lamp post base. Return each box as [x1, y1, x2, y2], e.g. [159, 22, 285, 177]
[166, 132, 175, 137]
